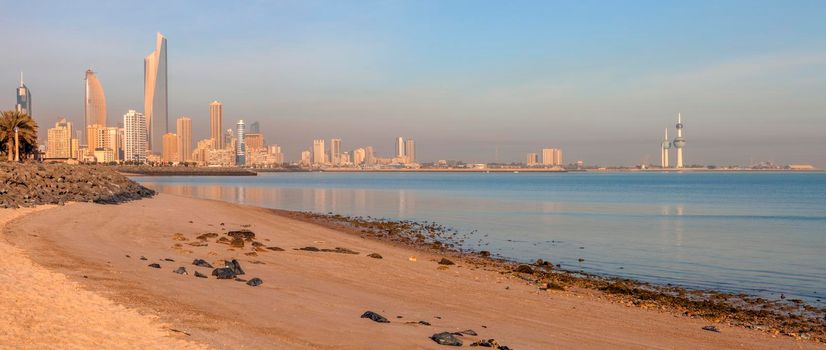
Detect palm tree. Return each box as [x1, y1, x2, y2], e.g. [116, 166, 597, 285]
[0, 110, 38, 161]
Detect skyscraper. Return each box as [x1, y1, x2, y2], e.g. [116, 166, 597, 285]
[330, 138, 341, 165]
[209, 101, 223, 149]
[123, 110, 147, 163]
[84, 69, 107, 130]
[405, 138, 416, 163]
[236, 120, 246, 165]
[673, 113, 686, 168]
[162, 133, 178, 163]
[15, 73, 31, 116]
[526, 153, 538, 166]
[176, 116, 192, 162]
[46, 118, 73, 159]
[542, 148, 563, 166]
[313, 139, 326, 165]
[353, 148, 365, 165]
[144, 32, 168, 152]
[249, 121, 260, 134]
[395, 137, 405, 159]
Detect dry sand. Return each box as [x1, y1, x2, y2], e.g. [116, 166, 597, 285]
[1, 194, 822, 349]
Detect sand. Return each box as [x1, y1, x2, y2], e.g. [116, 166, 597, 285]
[1, 193, 821, 349]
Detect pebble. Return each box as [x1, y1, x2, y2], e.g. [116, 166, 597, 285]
[367, 253, 383, 259]
[360, 311, 390, 323]
[173, 267, 187, 275]
[192, 259, 213, 268]
[148, 263, 161, 268]
[247, 278, 263, 287]
[438, 258, 455, 265]
[212, 267, 236, 279]
[702, 325, 720, 333]
[514, 265, 533, 274]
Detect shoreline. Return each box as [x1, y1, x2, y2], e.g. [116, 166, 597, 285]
[2, 193, 823, 348]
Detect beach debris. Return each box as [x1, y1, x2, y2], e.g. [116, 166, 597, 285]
[469, 339, 499, 347]
[247, 277, 263, 287]
[227, 229, 256, 241]
[173, 267, 188, 275]
[192, 259, 213, 268]
[418, 320, 431, 326]
[438, 258, 455, 265]
[164, 258, 175, 262]
[212, 268, 236, 279]
[172, 233, 188, 241]
[267, 246, 285, 251]
[360, 311, 390, 323]
[702, 325, 720, 333]
[430, 332, 463, 346]
[367, 253, 383, 259]
[454, 329, 478, 336]
[196, 232, 219, 240]
[148, 263, 161, 268]
[409, 256, 417, 262]
[539, 282, 565, 291]
[230, 237, 245, 248]
[226, 259, 246, 275]
[514, 265, 533, 274]
[194, 271, 208, 278]
[140, 256, 148, 260]
[169, 328, 191, 336]
[298, 246, 320, 252]
[251, 241, 266, 248]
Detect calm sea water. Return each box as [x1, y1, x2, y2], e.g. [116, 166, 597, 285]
[135, 172, 826, 305]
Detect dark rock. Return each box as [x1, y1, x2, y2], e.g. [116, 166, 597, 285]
[140, 256, 148, 260]
[225, 259, 245, 275]
[479, 250, 491, 257]
[418, 321, 431, 326]
[227, 229, 255, 240]
[470, 339, 499, 347]
[498, 346, 512, 350]
[430, 332, 462, 346]
[578, 258, 585, 262]
[148, 263, 161, 268]
[702, 325, 720, 333]
[194, 271, 207, 278]
[455, 329, 477, 336]
[192, 259, 213, 268]
[234, 278, 247, 282]
[173, 267, 187, 275]
[515, 264, 533, 274]
[367, 253, 383, 259]
[212, 267, 236, 279]
[266, 246, 284, 251]
[125, 255, 130, 258]
[360, 311, 390, 323]
[298, 246, 320, 252]
[438, 258, 455, 265]
[196, 232, 219, 240]
[229, 237, 245, 248]
[247, 278, 263, 287]
[322, 247, 359, 254]
[216, 237, 231, 245]
[164, 258, 175, 262]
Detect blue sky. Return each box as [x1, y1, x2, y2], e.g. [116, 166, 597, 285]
[2, 0, 825, 166]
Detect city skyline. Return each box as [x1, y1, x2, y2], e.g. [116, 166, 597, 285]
[2, 1, 825, 167]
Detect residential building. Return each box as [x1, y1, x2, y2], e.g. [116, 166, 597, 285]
[123, 110, 147, 163]
[313, 139, 325, 165]
[405, 138, 416, 163]
[330, 138, 341, 165]
[209, 101, 223, 149]
[46, 118, 73, 159]
[162, 132, 178, 163]
[236, 120, 246, 165]
[527, 153, 539, 166]
[353, 148, 365, 165]
[176, 116, 192, 162]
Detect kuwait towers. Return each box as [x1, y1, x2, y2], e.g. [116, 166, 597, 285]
[659, 113, 686, 169]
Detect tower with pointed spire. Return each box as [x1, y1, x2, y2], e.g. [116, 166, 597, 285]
[673, 113, 686, 168]
[15, 72, 32, 116]
[661, 128, 671, 168]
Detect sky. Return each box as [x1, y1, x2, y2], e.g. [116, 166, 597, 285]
[2, 0, 825, 167]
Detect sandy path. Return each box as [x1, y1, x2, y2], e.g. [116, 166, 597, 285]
[4, 194, 822, 349]
[0, 206, 209, 350]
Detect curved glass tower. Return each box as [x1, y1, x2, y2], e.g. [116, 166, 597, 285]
[144, 32, 168, 152]
[84, 69, 107, 128]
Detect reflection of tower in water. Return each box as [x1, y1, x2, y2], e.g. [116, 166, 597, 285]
[314, 188, 326, 213]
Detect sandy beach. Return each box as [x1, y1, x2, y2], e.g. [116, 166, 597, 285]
[1, 193, 822, 349]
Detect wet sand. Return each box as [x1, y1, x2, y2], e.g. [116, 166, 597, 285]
[1, 194, 822, 349]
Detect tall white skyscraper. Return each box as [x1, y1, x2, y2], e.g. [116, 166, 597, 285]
[123, 110, 147, 163]
[395, 137, 405, 159]
[405, 138, 415, 163]
[330, 138, 341, 165]
[144, 32, 168, 152]
[236, 120, 246, 165]
[313, 139, 326, 165]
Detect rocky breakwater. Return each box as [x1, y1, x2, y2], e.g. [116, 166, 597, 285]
[0, 163, 155, 208]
